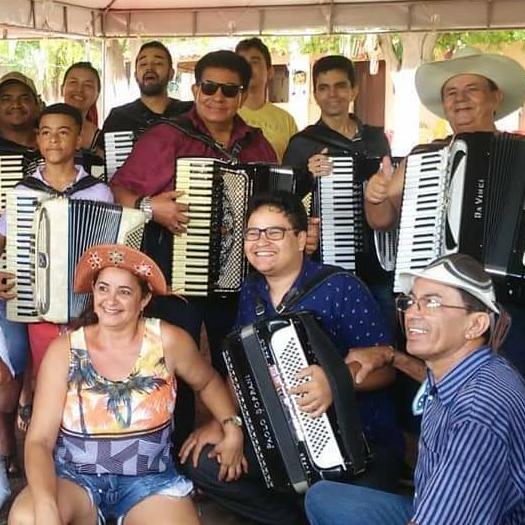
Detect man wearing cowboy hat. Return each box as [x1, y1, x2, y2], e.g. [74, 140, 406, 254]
[305, 253, 525, 525]
[363, 47, 525, 375]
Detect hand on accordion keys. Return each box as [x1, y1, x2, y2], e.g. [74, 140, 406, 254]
[150, 190, 189, 234]
[0, 271, 16, 300]
[364, 155, 393, 205]
[307, 147, 332, 178]
[290, 364, 333, 419]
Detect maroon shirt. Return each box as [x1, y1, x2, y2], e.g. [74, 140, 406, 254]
[111, 106, 277, 196]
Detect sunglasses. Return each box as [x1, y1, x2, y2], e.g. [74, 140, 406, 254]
[198, 80, 243, 98]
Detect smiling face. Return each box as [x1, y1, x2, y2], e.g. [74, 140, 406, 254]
[0, 81, 39, 130]
[244, 205, 306, 278]
[135, 46, 174, 96]
[404, 277, 490, 376]
[441, 74, 502, 133]
[93, 266, 151, 328]
[62, 67, 100, 116]
[191, 67, 247, 128]
[36, 113, 81, 165]
[313, 69, 358, 119]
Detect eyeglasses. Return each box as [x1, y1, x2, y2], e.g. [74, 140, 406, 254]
[243, 226, 296, 241]
[396, 294, 470, 313]
[198, 80, 243, 98]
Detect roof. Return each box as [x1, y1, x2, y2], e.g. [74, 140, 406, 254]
[2, 0, 525, 38]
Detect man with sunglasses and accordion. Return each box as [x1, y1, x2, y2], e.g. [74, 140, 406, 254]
[111, 50, 278, 450]
[180, 191, 404, 525]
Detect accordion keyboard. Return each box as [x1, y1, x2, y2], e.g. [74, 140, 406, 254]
[318, 156, 361, 271]
[104, 131, 135, 180]
[270, 323, 345, 470]
[394, 148, 449, 292]
[5, 190, 48, 322]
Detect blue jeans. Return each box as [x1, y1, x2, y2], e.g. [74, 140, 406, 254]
[55, 461, 193, 522]
[0, 301, 29, 376]
[305, 481, 413, 525]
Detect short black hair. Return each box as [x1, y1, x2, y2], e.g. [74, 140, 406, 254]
[194, 50, 252, 89]
[247, 191, 308, 233]
[135, 41, 173, 68]
[37, 103, 83, 129]
[312, 55, 356, 88]
[62, 62, 101, 92]
[235, 38, 272, 69]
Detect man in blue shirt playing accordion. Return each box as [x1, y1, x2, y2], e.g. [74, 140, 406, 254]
[306, 253, 525, 524]
[180, 191, 403, 524]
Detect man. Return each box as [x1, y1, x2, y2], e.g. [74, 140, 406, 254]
[0, 71, 41, 152]
[181, 192, 404, 525]
[306, 253, 525, 525]
[364, 47, 525, 375]
[283, 55, 394, 327]
[235, 37, 298, 162]
[111, 50, 276, 448]
[99, 41, 192, 139]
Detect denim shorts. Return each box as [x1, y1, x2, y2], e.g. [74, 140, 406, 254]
[55, 461, 194, 523]
[0, 300, 29, 376]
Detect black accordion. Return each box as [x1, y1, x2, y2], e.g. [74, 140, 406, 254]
[223, 311, 368, 493]
[395, 132, 525, 304]
[172, 157, 300, 297]
[103, 130, 137, 181]
[315, 154, 393, 282]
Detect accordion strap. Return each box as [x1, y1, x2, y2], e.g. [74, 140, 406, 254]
[17, 174, 102, 197]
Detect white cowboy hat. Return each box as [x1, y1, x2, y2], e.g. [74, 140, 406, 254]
[415, 46, 525, 120]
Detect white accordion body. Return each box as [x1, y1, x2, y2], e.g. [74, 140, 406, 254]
[6, 192, 146, 323]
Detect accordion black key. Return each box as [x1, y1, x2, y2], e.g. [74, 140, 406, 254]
[223, 311, 368, 493]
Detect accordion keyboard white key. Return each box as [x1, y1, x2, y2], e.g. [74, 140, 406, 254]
[270, 324, 345, 470]
[394, 148, 450, 292]
[318, 156, 359, 271]
[104, 131, 135, 180]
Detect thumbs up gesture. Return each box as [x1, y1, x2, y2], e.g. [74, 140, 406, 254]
[365, 156, 393, 205]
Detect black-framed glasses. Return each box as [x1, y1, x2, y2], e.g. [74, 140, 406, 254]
[198, 80, 243, 98]
[396, 294, 470, 313]
[243, 226, 296, 241]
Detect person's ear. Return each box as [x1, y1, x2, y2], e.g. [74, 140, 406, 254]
[239, 90, 248, 108]
[465, 312, 490, 340]
[297, 230, 307, 252]
[168, 67, 175, 82]
[191, 83, 199, 101]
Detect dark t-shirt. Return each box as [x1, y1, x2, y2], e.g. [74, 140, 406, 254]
[98, 98, 193, 147]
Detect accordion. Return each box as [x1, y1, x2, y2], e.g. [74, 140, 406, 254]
[6, 192, 146, 323]
[394, 132, 525, 302]
[104, 130, 136, 181]
[223, 311, 368, 493]
[315, 155, 391, 281]
[172, 157, 300, 297]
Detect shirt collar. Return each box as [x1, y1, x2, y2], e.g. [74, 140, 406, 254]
[427, 346, 493, 405]
[34, 164, 88, 187]
[186, 106, 254, 148]
[317, 113, 364, 141]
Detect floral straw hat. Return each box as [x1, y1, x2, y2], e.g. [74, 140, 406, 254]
[74, 244, 168, 295]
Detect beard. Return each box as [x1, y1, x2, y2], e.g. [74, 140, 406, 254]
[138, 76, 169, 96]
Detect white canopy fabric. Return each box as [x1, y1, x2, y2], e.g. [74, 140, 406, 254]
[2, 0, 525, 39]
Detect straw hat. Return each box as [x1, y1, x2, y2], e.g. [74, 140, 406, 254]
[74, 244, 168, 296]
[415, 47, 525, 119]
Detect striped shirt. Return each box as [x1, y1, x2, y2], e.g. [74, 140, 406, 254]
[412, 346, 525, 524]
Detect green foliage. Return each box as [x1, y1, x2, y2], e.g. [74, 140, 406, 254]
[436, 30, 525, 54]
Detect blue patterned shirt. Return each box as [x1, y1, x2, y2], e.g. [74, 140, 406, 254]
[413, 346, 525, 524]
[237, 256, 404, 456]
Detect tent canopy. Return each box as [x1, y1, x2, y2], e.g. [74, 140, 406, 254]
[2, 0, 525, 39]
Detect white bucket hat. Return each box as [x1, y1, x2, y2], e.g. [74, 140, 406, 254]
[415, 46, 525, 120]
[398, 253, 499, 314]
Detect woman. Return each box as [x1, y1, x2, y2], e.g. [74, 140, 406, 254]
[9, 244, 245, 525]
[61, 62, 104, 161]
